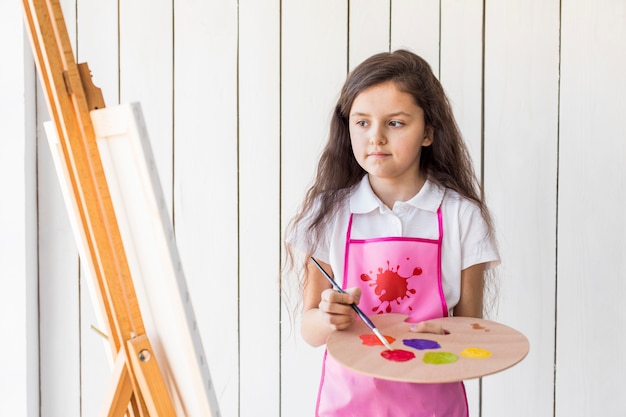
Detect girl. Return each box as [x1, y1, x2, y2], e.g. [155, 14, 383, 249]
[285, 49, 499, 417]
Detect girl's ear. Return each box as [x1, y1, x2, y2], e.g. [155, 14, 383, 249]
[422, 126, 434, 147]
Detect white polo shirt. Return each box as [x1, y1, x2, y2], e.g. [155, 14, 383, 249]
[299, 175, 499, 313]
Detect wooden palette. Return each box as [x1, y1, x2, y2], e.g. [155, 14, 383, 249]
[326, 313, 529, 383]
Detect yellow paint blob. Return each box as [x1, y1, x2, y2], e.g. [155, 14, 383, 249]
[460, 347, 492, 359]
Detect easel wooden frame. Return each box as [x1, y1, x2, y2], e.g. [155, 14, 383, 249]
[22, 0, 176, 415]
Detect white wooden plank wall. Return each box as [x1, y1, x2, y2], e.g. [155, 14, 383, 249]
[0, 1, 38, 416]
[2, 0, 625, 416]
[172, 2, 240, 416]
[280, 2, 347, 415]
[238, 2, 281, 416]
[482, 1, 560, 416]
[439, 2, 484, 413]
[557, 1, 626, 415]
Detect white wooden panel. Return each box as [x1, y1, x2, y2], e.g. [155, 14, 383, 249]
[349, 0, 390, 69]
[37, 1, 81, 416]
[173, 1, 240, 417]
[238, 1, 281, 416]
[390, 0, 440, 75]
[119, 0, 173, 213]
[439, 2, 485, 414]
[440, 0, 483, 174]
[482, 1, 560, 416]
[281, 1, 348, 415]
[75, 4, 119, 415]
[36, 101, 82, 414]
[37, 91, 81, 417]
[556, 1, 626, 415]
[76, 0, 119, 106]
[0, 2, 38, 415]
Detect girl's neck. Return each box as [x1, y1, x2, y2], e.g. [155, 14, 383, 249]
[368, 174, 427, 209]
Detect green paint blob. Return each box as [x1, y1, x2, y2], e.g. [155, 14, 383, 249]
[422, 351, 458, 365]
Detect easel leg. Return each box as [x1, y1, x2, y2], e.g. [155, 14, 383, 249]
[101, 351, 133, 417]
[127, 335, 176, 416]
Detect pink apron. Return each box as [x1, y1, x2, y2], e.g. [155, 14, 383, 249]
[316, 208, 468, 417]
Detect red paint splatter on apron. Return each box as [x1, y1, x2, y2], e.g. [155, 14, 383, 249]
[360, 260, 423, 314]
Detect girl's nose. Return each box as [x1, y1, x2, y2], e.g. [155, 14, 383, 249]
[369, 127, 387, 145]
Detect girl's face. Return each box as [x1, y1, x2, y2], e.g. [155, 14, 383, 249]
[349, 81, 432, 190]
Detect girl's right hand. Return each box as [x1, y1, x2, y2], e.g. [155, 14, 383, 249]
[301, 258, 362, 346]
[317, 287, 362, 331]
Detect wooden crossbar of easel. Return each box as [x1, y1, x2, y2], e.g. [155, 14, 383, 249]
[22, 0, 177, 415]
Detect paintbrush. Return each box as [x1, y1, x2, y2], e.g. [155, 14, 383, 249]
[310, 257, 394, 350]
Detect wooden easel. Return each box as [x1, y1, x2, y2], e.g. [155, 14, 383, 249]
[22, 0, 176, 415]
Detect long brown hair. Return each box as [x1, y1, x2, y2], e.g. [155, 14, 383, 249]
[284, 50, 496, 311]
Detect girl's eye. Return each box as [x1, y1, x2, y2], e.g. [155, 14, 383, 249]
[356, 120, 368, 127]
[389, 120, 404, 127]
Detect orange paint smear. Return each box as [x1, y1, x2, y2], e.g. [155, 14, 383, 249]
[359, 334, 396, 346]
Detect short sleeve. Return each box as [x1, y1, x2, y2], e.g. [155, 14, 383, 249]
[459, 202, 500, 270]
[285, 200, 331, 263]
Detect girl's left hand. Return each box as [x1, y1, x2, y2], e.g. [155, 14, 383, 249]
[410, 321, 448, 335]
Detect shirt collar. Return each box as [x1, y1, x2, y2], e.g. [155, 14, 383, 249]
[349, 175, 444, 214]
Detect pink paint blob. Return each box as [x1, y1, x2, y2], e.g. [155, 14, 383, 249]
[359, 334, 396, 346]
[381, 349, 416, 362]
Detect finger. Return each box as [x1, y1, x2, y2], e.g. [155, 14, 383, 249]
[323, 310, 357, 331]
[322, 288, 354, 305]
[318, 298, 357, 316]
[409, 321, 448, 335]
[345, 287, 362, 304]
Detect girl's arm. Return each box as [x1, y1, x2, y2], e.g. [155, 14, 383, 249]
[301, 257, 361, 347]
[453, 262, 486, 318]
